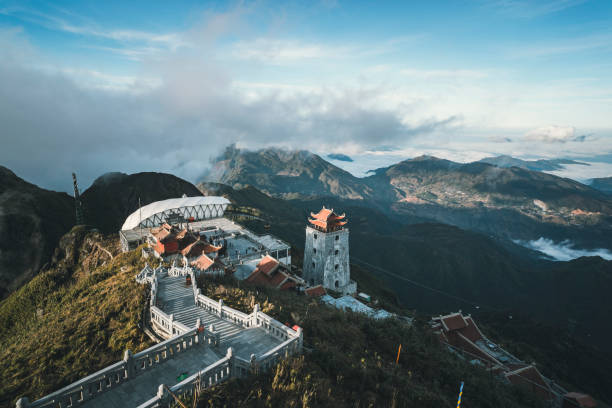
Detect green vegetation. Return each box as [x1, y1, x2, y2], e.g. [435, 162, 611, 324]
[0, 231, 152, 406]
[195, 275, 546, 408]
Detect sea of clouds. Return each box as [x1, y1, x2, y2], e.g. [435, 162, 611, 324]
[514, 237, 612, 261]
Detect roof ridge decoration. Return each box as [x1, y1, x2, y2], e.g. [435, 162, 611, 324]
[308, 206, 348, 232]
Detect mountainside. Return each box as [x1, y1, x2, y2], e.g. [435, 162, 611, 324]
[0, 168, 204, 299]
[477, 155, 588, 171]
[205, 148, 611, 249]
[0, 166, 74, 299]
[81, 171, 203, 233]
[198, 182, 612, 349]
[371, 156, 612, 248]
[590, 176, 612, 195]
[0, 231, 551, 408]
[196, 183, 611, 402]
[203, 145, 375, 200]
[0, 227, 151, 405]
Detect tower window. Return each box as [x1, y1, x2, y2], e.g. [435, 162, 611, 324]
[335, 264, 339, 270]
[313, 248, 316, 254]
[335, 249, 339, 255]
[314, 234, 318, 239]
[312, 262, 315, 268]
[335, 235, 339, 241]
[335, 280, 339, 288]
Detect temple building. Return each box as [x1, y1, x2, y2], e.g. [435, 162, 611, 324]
[302, 206, 356, 295]
[245, 254, 303, 290]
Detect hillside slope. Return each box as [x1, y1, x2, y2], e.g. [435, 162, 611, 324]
[0, 227, 151, 405]
[590, 176, 612, 195]
[203, 144, 377, 200]
[0, 166, 74, 299]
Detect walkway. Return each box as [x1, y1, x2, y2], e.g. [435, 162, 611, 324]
[79, 276, 283, 407]
[156, 275, 282, 358]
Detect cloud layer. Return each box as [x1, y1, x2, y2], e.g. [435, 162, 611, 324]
[515, 237, 612, 261]
[0, 25, 455, 192]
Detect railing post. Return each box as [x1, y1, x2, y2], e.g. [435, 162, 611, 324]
[226, 347, 234, 377]
[297, 327, 303, 351]
[124, 349, 136, 379]
[252, 304, 260, 327]
[250, 354, 257, 374]
[16, 397, 29, 408]
[157, 384, 168, 404]
[218, 299, 223, 316]
[196, 318, 202, 344]
[169, 314, 174, 335]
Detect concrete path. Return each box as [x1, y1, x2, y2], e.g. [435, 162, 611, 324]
[85, 347, 223, 408]
[82, 275, 282, 407]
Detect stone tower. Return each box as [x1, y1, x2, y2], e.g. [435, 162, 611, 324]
[303, 206, 356, 295]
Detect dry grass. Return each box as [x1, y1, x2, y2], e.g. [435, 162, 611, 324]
[0, 246, 152, 406]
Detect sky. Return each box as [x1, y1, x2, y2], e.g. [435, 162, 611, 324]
[0, 0, 611, 192]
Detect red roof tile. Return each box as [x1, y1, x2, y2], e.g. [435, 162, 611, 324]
[308, 206, 347, 232]
[563, 393, 597, 408]
[256, 255, 279, 276]
[191, 254, 214, 270]
[305, 285, 326, 297]
[505, 365, 553, 400]
[245, 256, 300, 290]
[440, 313, 468, 331]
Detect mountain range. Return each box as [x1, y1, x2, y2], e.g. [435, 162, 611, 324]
[477, 154, 588, 171]
[1, 155, 611, 402]
[203, 146, 612, 250]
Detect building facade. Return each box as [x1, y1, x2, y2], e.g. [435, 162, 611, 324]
[302, 206, 356, 295]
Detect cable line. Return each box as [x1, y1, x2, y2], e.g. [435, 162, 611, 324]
[350, 256, 505, 312]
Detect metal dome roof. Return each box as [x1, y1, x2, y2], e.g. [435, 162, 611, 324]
[121, 196, 230, 230]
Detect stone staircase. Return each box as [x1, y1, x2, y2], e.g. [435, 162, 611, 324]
[157, 276, 244, 341]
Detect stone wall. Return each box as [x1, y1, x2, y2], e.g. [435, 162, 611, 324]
[303, 226, 352, 293]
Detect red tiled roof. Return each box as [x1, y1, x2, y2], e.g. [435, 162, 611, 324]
[305, 285, 326, 297]
[462, 316, 485, 343]
[440, 313, 468, 331]
[245, 256, 300, 290]
[191, 254, 214, 271]
[310, 207, 333, 220]
[182, 240, 222, 258]
[256, 255, 279, 276]
[563, 393, 597, 408]
[280, 280, 297, 290]
[308, 206, 347, 232]
[505, 365, 553, 400]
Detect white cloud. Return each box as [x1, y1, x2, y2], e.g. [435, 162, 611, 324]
[231, 38, 352, 63]
[514, 238, 612, 261]
[486, 0, 587, 18]
[524, 125, 576, 143]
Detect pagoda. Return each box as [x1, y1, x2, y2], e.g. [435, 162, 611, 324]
[303, 206, 356, 295]
[308, 207, 347, 232]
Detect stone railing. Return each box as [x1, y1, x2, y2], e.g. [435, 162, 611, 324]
[17, 328, 208, 408]
[136, 348, 235, 408]
[253, 306, 301, 343]
[255, 337, 301, 372]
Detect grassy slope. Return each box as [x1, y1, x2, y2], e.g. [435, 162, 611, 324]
[0, 242, 152, 406]
[194, 275, 546, 408]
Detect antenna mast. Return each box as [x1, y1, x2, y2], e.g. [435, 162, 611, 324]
[72, 172, 84, 225]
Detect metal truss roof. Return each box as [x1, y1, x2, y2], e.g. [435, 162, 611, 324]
[121, 196, 230, 230]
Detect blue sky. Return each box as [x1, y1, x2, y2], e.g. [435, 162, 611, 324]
[1, 0, 611, 190]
